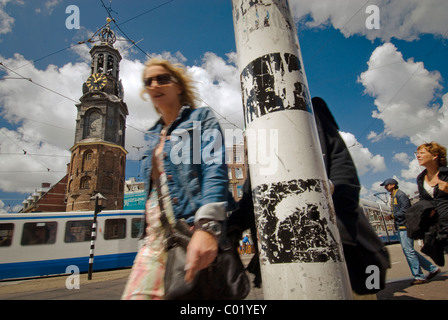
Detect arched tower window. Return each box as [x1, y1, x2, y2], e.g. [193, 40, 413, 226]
[107, 55, 115, 76]
[82, 150, 94, 171]
[118, 116, 125, 146]
[80, 177, 91, 190]
[97, 54, 104, 74]
[70, 152, 76, 175]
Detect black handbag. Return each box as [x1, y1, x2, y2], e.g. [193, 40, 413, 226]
[156, 180, 250, 300]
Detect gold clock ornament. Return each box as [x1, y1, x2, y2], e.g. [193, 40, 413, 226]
[86, 73, 107, 91]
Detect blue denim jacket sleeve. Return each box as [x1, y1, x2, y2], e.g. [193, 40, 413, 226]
[194, 108, 228, 222]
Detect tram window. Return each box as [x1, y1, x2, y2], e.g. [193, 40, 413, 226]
[65, 220, 92, 243]
[131, 218, 144, 238]
[21, 222, 57, 245]
[0, 223, 14, 247]
[104, 219, 126, 240]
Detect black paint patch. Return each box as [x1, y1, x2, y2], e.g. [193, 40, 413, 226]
[252, 179, 342, 264]
[240, 52, 312, 125]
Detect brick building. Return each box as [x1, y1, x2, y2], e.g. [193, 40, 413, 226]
[227, 143, 247, 201]
[19, 177, 68, 213]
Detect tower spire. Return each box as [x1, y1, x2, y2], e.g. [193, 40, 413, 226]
[99, 17, 117, 46]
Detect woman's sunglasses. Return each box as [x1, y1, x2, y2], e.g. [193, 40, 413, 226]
[144, 74, 176, 87]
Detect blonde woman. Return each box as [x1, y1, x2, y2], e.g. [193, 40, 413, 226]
[122, 58, 229, 299]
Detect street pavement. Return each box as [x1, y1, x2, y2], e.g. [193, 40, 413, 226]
[0, 243, 447, 300]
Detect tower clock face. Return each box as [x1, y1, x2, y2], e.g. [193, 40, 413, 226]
[86, 73, 107, 91]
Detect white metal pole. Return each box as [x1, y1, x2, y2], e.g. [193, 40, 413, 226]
[232, 0, 353, 299]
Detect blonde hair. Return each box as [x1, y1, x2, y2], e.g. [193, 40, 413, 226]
[417, 141, 447, 167]
[140, 58, 198, 110]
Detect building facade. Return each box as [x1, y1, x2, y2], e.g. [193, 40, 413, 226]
[19, 179, 67, 213]
[226, 143, 247, 201]
[124, 178, 146, 210]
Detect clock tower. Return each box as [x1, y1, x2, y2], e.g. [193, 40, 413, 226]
[66, 19, 128, 211]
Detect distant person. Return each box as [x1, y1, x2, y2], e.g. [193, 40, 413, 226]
[242, 234, 250, 254]
[416, 142, 448, 257]
[381, 178, 440, 284]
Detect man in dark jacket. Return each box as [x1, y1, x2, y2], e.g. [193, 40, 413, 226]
[382, 178, 440, 284]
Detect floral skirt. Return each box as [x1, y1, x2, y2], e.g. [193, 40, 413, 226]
[121, 190, 166, 300]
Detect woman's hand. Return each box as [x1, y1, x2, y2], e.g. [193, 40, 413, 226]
[184, 230, 218, 283]
[437, 178, 448, 194]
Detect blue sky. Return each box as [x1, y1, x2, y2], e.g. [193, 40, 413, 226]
[1, 0, 447, 213]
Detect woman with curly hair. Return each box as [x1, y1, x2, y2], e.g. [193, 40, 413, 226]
[416, 141, 448, 255]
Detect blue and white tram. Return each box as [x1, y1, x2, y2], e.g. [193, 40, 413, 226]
[359, 199, 399, 244]
[0, 210, 144, 281]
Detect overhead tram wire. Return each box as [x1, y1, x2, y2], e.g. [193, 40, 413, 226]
[100, 0, 152, 59]
[1, 1, 239, 147]
[10, 1, 176, 73]
[0, 130, 64, 177]
[1, 53, 148, 137]
[12, 43, 85, 72]
[0, 2, 177, 184]
[99, 0, 242, 131]
[0, 153, 70, 158]
[0, 62, 79, 104]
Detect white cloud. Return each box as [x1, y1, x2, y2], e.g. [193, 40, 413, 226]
[0, 53, 86, 149]
[0, 199, 7, 214]
[289, 0, 448, 41]
[393, 152, 410, 166]
[44, 0, 61, 15]
[0, 199, 21, 214]
[358, 42, 448, 147]
[0, 0, 23, 36]
[0, 53, 86, 194]
[339, 131, 386, 175]
[189, 52, 244, 130]
[401, 158, 425, 181]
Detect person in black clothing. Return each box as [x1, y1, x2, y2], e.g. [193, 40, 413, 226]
[228, 97, 390, 295]
[414, 142, 448, 266]
[416, 142, 448, 249]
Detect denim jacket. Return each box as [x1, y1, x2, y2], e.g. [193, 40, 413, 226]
[141, 106, 229, 224]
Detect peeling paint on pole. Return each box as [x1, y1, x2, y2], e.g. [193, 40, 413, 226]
[232, 0, 353, 299]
